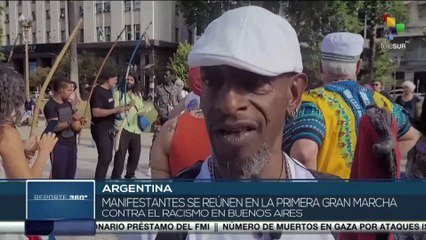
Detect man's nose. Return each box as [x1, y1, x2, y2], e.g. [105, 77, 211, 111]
[215, 85, 248, 114]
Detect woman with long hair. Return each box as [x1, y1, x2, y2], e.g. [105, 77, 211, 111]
[0, 63, 57, 179]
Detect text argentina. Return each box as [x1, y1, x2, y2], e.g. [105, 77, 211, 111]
[102, 184, 172, 193]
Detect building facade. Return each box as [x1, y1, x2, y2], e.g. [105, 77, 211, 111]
[394, 1, 426, 93]
[0, 0, 191, 97]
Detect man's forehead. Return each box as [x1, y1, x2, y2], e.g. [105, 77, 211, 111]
[200, 66, 295, 82]
[201, 65, 265, 77]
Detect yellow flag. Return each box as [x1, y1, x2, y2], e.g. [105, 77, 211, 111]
[386, 17, 396, 28]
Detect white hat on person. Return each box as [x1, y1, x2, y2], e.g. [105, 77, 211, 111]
[321, 32, 364, 63]
[188, 6, 303, 76]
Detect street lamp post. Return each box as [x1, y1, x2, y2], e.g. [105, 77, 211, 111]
[18, 14, 32, 97]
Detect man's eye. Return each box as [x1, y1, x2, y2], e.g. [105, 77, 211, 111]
[202, 78, 210, 85]
[244, 78, 272, 94]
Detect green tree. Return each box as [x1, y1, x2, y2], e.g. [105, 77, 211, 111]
[168, 41, 192, 87]
[30, 66, 51, 89]
[177, 1, 408, 88]
[283, 1, 362, 87]
[152, 57, 169, 85]
[363, 0, 408, 82]
[27, 52, 124, 94]
[178, 1, 251, 35]
[374, 39, 396, 87]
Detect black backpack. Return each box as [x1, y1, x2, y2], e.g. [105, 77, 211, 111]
[155, 160, 341, 240]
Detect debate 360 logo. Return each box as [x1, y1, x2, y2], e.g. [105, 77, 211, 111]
[383, 14, 405, 41]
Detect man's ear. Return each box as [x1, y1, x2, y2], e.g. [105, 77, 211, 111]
[356, 59, 363, 75]
[287, 73, 308, 111]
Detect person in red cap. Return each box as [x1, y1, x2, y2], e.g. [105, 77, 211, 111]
[150, 67, 211, 178]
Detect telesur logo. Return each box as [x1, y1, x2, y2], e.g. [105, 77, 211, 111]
[383, 14, 405, 41]
[381, 13, 408, 49]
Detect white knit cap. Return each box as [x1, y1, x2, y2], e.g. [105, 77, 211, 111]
[188, 6, 303, 76]
[321, 32, 364, 63]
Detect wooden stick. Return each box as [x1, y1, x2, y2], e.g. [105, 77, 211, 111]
[30, 18, 84, 137]
[7, 34, 21, 63]
[122, 22, 152, 117]
[82, 26, 126, 122]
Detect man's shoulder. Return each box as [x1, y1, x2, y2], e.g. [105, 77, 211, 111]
[303, 87, 332, 102]
[161, 117, 179, 136]
[174, 160, 204, 179]
[93, 85, 108, 94]
[44, 98, 56, 108]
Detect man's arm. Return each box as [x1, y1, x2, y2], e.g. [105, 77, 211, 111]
[150, 117, 178, 179]
[168, 100, 186, 119]
[92, 108, 120, 118]
[290, 139, 319, 170]
[172, 87, 180, 106]
[392, 103, 421, 155]
[398, 127, 421, 155]
[43, 101, 71, 132]
[91, 89, 123, 118]
[283, 103, 326, 170]
[154, 87, 167, 119]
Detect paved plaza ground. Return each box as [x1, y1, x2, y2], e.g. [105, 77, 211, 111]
[18, 125, 153, 180]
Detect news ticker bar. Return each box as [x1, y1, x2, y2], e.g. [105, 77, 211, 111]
[2, 222, 426, 234]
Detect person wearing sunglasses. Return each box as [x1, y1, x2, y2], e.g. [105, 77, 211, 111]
[371, 80, 392, 101]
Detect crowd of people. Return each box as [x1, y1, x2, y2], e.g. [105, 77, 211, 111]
[0, 5, 425, 183]
[1, 5, 426, 240]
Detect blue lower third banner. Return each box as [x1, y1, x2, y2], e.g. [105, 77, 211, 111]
[96, 181, 426, 222]
[25, 180, 96, 235]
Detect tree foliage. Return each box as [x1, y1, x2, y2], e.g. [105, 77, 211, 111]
[374, 39, 396, 87]
[283, 1, 362, 86]
[168, 41, 192, 87]
[30, 53, 123, 89]
[152, 56, 169, 85]
[30, 66, 51, 89]
[362, 0, 408, 82]
[178, 1, 252, 35]
[177, 0, 408, 87]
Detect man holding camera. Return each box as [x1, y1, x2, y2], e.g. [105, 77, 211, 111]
[44, 77, 87, 179]
[90, 69, 132, 179]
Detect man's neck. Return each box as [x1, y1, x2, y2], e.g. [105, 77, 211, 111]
[100, 83, 111, 90]
[258, 150, 285, 179]
[324, 74, 357, 84]
[215, 148, 286, 180]
[52, 94, 64, 103]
